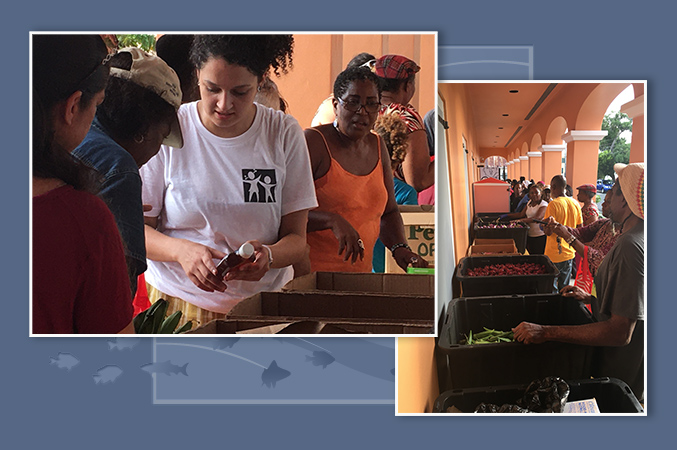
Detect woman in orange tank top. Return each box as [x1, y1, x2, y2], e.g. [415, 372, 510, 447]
[301, 67, 427, 274]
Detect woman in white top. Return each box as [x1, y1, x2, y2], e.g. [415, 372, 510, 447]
[505, 183, 548, 254]
[140, 35, 318, 326]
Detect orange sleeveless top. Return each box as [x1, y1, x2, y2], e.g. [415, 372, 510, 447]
[307, 128, 388, 272]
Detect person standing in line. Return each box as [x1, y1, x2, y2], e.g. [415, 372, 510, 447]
[543, 174, 582, 291]
[72, 47, 184, 297]
[577, 184, 600, 226]
[373, 55, 434, 192]
[32, 34, 134, 334]
[514, 163, 644, 402]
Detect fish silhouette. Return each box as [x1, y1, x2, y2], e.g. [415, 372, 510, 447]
[49, 352, 79, 371]
[261, 360, 291, 388]
[208, 337, 241, 350]
[276, 338, 394, 382]
[93, 365, 123, 384]
[107, 337, 141, 351]
[305, 351, 335, 369]
[141, 360, 188, 376]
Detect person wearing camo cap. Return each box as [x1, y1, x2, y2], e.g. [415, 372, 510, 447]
[72, 47, 184, 298]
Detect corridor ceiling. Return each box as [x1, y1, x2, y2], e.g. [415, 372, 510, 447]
[464, 83, 560, 150]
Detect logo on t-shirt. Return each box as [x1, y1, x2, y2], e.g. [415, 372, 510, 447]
[242, 169, 277, 203]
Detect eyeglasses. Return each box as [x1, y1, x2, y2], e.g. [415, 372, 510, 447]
[337, 97, 381, 113]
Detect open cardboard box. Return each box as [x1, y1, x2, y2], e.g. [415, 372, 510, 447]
[187, 318, 433, 334]
[227, 291, 434, 325]
[283, 271, 434, 296]
[385, 205, 435, 273]
[466, 242, 519, 256]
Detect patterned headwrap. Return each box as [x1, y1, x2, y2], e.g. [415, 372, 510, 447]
[614, 162, 644, 220]
[372, 55, 420, 79]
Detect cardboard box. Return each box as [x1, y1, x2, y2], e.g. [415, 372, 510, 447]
[283, 272, 434, 297]
[466, 242, 519, 256]
[385, 205, 435, 273]
[227, 291, 434, 324]
[472, 238, 517, 246]
[187, 318, 433, 334]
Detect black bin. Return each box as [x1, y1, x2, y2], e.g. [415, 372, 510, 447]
[473, 222, 528, 253]
[456, 254, 558, 297]
[433, 377, 644, 413]
[474, 213, 510, 224]
[436, 294, 594, 391]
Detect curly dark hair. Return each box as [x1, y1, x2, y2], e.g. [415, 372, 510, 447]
[190, 35, 293, 78]
[333, 67, 382, 100]
[95, 52, 176, 144]
[156, 34, 199, 103]
[374, 113, 409, 166]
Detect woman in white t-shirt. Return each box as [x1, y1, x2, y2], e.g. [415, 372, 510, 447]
[504, 183, 548, 254]
[140, 35, 318, 326]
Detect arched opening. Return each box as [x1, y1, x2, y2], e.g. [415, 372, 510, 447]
[480, 155, 508, 180]
[597, 85, 634, 183]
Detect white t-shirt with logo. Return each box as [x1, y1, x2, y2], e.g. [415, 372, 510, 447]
[141, 102, 318, 313]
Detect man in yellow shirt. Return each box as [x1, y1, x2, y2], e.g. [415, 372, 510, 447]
[544, 175, 582, 291]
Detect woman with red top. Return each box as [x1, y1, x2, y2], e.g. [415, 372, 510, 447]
[303, 67, 427, 273]
[32, 34, 134, 334]
[372, 55, 434, 193]
[577, 184, 600, 226]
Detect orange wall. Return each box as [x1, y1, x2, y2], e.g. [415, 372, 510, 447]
[397, 337, 438, 413]
[273, 33, 436, 129]
[438, 83, 475, 263]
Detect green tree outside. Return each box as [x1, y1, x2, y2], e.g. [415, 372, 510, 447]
[597, 111, 632, 180]
[116, 34, 156, 52]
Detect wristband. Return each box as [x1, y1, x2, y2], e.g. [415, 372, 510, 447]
[261, 244, 273, 268]
[565, 235, 577, 245]
[390, 242, 411, 253]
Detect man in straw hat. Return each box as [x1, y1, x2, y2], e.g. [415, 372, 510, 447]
[513, 162, 645, 402]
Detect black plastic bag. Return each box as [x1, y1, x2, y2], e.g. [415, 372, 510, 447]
[516, 376, 570, 413]
[473, 377, 570, 413]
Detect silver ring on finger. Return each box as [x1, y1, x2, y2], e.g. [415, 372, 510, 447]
[357, 239, 365, 250]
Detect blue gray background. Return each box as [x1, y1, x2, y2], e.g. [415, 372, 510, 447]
[5, 1, 669, 448]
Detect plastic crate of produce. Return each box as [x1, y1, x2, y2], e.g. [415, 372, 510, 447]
[474, 212, 510, 224]
[433, 377, 643, 413]
[436, 294, 594, 391]
[473, 221, 528, 253]
[456, 254, 558, 297]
